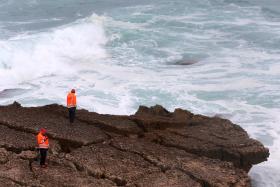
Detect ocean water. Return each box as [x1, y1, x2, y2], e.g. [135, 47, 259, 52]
[0, 0, 279, 186]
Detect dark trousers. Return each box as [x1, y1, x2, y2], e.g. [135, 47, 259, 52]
[39, 148, 48, 165]
[68, 107, 76, 123]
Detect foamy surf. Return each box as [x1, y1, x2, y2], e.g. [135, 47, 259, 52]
[0, 0, 280, 186]
[0, 14, 108, 90]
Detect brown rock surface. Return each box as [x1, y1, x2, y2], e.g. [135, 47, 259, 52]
[0, 102, 269, 186]
[31, 158, 115, 187]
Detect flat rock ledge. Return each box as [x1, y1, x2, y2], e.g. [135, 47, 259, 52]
[0, 102, 269, 187]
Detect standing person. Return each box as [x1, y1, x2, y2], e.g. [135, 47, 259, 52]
[67, 89, 77, 124]
[37, 128, 49, 168]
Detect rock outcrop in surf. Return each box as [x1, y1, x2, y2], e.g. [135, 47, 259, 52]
[0, 102, 269, 186]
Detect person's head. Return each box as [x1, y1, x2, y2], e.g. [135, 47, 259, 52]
[71, 89, 75, 94]
[40, 128, 47, 135]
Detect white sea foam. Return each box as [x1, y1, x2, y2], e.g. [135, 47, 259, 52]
[0, 14, 107, 90]
[0, 1, 280, 186]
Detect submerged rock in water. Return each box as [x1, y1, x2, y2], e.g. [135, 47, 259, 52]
[174, 60, 199, 65]
[0, 103, 269, 187]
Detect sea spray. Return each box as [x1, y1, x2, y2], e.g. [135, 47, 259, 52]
[0, 1, 279, 186]
[0, 14, 108, 90]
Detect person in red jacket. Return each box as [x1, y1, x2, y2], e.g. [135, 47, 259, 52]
[67, 89, 77, 124]
[37, 128, 49, 168]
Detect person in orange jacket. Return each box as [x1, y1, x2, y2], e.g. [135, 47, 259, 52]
[37, 128, 49, 168]
[67, 89, 77, 124]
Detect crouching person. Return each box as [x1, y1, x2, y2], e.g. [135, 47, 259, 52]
[37, 128, 49, 168]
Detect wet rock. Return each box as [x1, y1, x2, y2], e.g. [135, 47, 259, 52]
[31, 158, 115, 187]
[130, 106, 190, 131]
[11, 101, 21, 107]
[134, 169, 201, 187]
[0, 148, 10, 164]
[0, 125, 35, 153]
[48, 140, 61, 155]
[18, 150, 37, 160]
[135, 105, 170, 117]
[162, 116, 269, 171]
[111, 137, 250, 186]
[0, 153, 40, 186]
[173, 108, 194, 121]
[0, 105, 108, 147]
[0, 103, 269, 186]
[0, 177, 22, 187]
[76, 111, 143, 136]
[174, 60, 198, 66]
[67, 143, 160, 186]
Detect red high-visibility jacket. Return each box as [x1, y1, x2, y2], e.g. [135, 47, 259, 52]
[37, 132, 49, 149]
[67, 92, 76, 108]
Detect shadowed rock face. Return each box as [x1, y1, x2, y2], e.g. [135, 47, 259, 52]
[0, 102, 269, 187]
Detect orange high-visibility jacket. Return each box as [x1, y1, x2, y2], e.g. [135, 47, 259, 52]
[67, 92, 77, 108]
[37, 132, 49, 149]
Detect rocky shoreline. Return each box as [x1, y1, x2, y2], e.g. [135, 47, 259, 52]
[0, 102, 269, 186]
